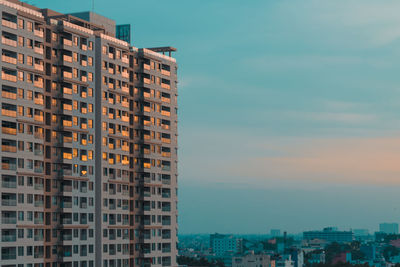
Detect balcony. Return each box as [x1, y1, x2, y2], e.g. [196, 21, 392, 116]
[2, 180, 16, 188]
[62, 218, 72, 224]
[162, 206, 171, 212]
[63, 55, 72, 63]
[2, 90, 17, 99]
[161, 69, 171, 76]
[161, 97, 171, 103]
[62, 201, 72, 208]
[63, 120, 72, 127]
[1, 108, 16, 117]
[2, 127, 16, 135]
[122, 56, 129, 64]
[2, 55, 17, 64]
[34, 46, 43, 55]
[121, 101, 129, 108]
[34, 97, 44, 105]
[1, 37, 17, 47]
[161, 110, 171, 117]
[122, 71, 129, 78]
[34, 63, 44, 71]
[121, 85, 129, 93]
[34, 29, 44, 38]
[2, 72, 17, 82]
[34, 183, 44, 190]
[162, 193, 171, 198]
[1, 251, 16, 260]
[2, 145, 17, 153]
[63, 87, 72, 95]
[2, 19, 17, 29]
[34, 115, 44, 122]
[161, 83, 171, 89]
[34, 200, 44, 207]
[2, 199, 17, 206]
[2, 217, 16, 224]
[34, 166, 43, 173]
[162, 138, 171, 144]
[63, 71, 72, 79]
[63, 38, 72, 46]
[34, 80, 44, 88]
[121, 115, 129, 122]
[2, 234, 16, 242]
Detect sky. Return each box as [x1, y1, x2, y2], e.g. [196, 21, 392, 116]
[33, 0, 400, 234]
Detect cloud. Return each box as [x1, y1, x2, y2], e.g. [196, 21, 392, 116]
[225, 137, 400, 186]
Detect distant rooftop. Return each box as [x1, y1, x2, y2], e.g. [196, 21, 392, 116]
[69, 11, 116, 36]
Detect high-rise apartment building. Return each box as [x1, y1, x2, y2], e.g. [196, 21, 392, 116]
[379, 223, 399, 235]
[0, 0, 178, 266]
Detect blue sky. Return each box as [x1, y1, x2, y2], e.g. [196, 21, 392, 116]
[35, 0, 400, 234]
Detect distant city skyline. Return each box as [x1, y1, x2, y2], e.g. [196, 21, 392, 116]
[36, 0, 400, 234]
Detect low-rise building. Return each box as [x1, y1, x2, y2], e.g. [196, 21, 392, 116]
[303, 227, 354, 243]
[210, 233, 243, 256]
[232, 251, 270, 267]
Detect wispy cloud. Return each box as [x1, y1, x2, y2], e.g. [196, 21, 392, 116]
[226, 137, 400, 186]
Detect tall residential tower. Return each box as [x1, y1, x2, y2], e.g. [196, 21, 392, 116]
[0, 1, 178, 266]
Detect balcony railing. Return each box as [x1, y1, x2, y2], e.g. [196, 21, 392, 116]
[2, 127, 16, 135]
[2, 19, 17, 29]
[34, 46, 43, 54]
[2, 109, 17, 117]
[63, 55, 72, 63]
[2, 73, 17, 82]
[63, 38, 72, 46]
[1, 37, 17, 47]
[2, 145, 17, 152]
[2, 217, 17, 224]
[161, 83, 171, 89]
[2, 55, 17, 64]
[34, 29, 44, 38]
[2, 181, 17, 188]
[2, 199, 17, 206]
[161, 69, 171, 76]
[122, 56, 129, 64]
[33, 64, 43, 73]
[2, 91, 17, 99]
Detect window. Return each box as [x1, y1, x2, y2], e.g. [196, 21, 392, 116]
[73, 36, 79, 46]
[18, 36, 24, 47]
[27, 21, 33, 32]
[18, 88, 24, 99]
[18, 18, 24, 29]
[18, 53, 24, 64]
[27, 56, 33, 66]
[51, 32, 58, 42]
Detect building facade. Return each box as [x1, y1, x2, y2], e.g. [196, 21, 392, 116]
[232, 252, 270, 267]
[0, 0, 178, 266]
[210, 234, 243, 257]
[379, 223, 399, 235]
[303, 228, 353, 243]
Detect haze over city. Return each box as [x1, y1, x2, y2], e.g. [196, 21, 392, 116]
[34, 0, 400, 235]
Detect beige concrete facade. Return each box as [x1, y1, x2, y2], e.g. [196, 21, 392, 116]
[0, 1, 178, 266]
